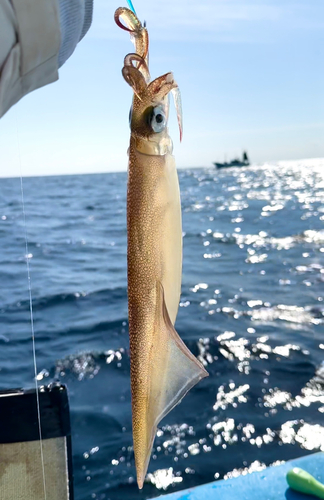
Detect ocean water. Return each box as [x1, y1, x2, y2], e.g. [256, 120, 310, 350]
[0, 159, 323, 499]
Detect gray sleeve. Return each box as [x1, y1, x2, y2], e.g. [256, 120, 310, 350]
[0, 0, 17, 71]
[57, 0, 93, 68]
[0, 0, 93, 118]
[0, 0, 61, 118]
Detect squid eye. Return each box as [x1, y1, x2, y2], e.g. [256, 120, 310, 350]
[150, 105, 166, 133]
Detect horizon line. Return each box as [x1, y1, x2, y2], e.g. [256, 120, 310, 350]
[0, 157, 323, 180]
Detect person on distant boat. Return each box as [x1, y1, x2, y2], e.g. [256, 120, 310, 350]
[0, 0, 93, 118]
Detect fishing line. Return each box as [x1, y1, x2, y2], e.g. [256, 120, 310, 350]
[127, 0, 136, 15]
[15, 112, 48, 500]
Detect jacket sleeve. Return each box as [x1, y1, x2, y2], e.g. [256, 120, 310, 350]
[57, 0, 93, 68]
[0, 0, 61, 118]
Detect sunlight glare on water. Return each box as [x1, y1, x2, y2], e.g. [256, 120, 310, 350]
[0, 160, 323, 499]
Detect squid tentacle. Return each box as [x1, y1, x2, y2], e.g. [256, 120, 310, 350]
[124, 53, 150, 83]
[114, 7, 149, 64]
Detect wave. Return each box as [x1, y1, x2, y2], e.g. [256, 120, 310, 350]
[218, 303, 324, 325]
[1, 286, 127, 313]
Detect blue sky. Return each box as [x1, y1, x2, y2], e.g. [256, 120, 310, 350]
[0, 0, 323, 177]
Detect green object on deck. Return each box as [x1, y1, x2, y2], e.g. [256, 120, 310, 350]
[287, 467, 324, 499]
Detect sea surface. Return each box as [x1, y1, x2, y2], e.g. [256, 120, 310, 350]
[0, 159, 323, 499]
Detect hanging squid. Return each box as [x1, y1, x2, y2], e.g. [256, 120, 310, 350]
[114, 5, 208, 489]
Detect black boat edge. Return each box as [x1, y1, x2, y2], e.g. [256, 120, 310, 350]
[0, 383, 74, 500]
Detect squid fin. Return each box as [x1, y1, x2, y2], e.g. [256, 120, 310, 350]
[152, 282, 209, 425]
[136, 282, 208, 488]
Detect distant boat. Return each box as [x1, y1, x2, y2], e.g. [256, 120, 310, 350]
[214, 151, 250, 169]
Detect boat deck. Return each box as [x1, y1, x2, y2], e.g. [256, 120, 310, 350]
[159, 452, 324, 500]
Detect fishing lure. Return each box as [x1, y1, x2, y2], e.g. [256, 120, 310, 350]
[114, 6, 208, 489]
[287, 468, 324, 499]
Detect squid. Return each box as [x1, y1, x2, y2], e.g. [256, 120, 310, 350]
[114, 6, 208, 489]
